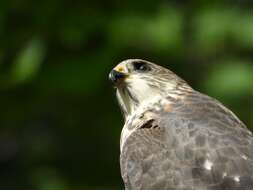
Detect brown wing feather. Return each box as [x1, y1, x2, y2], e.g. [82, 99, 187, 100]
[121, 91, 253, 190]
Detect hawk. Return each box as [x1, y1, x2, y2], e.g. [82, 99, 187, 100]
[109, 59, 253, 190]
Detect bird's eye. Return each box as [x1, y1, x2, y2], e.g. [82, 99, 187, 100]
[133, 62, 151, 72]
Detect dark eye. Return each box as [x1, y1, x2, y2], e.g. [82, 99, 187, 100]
[133, 62, 151, 72]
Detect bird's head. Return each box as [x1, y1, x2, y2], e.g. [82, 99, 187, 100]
[109, 59, 191, 119]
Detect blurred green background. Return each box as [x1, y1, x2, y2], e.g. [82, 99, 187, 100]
[0, 0, 253, 190]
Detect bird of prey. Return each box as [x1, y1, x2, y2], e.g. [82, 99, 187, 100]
[109, 59, 253, 190]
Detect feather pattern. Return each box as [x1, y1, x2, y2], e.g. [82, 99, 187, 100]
[110, 59, 253, 190]
[121, 91, 253, 190]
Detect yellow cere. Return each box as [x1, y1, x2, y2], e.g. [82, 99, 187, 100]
[115, 66, 125, 73]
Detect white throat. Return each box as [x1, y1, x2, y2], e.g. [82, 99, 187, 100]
[119, 94, 163, 151]
[116, 75, 178, 119]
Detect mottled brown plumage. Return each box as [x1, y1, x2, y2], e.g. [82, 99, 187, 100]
[109, 59, 253, 190]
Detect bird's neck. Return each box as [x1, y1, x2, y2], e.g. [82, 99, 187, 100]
[126, 84, 193, 119]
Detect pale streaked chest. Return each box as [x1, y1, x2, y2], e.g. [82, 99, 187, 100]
[119, 96, 177, 152]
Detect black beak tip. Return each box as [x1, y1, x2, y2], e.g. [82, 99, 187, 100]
[109, 69, 126, 83]
[109, 70, 116, 83]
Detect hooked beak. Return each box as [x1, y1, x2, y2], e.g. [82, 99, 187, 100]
[109, 69, 128, 85]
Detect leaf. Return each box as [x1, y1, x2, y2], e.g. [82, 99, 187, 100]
[12, 38, 45, 84]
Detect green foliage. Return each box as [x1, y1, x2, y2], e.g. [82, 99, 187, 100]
[0, 1, 252, 190]
[109, 6, 183, 53]
[32, 168, 70, 190]
[12, 38, 45, 84]
[194, 7, 253, 53]
[205, 60, 253, 98]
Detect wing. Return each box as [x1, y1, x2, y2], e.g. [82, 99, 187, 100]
[120, 91, 253, 190]
[121, 123, 171, 190]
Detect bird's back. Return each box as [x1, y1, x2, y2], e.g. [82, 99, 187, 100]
[120, 91, 253, 190]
